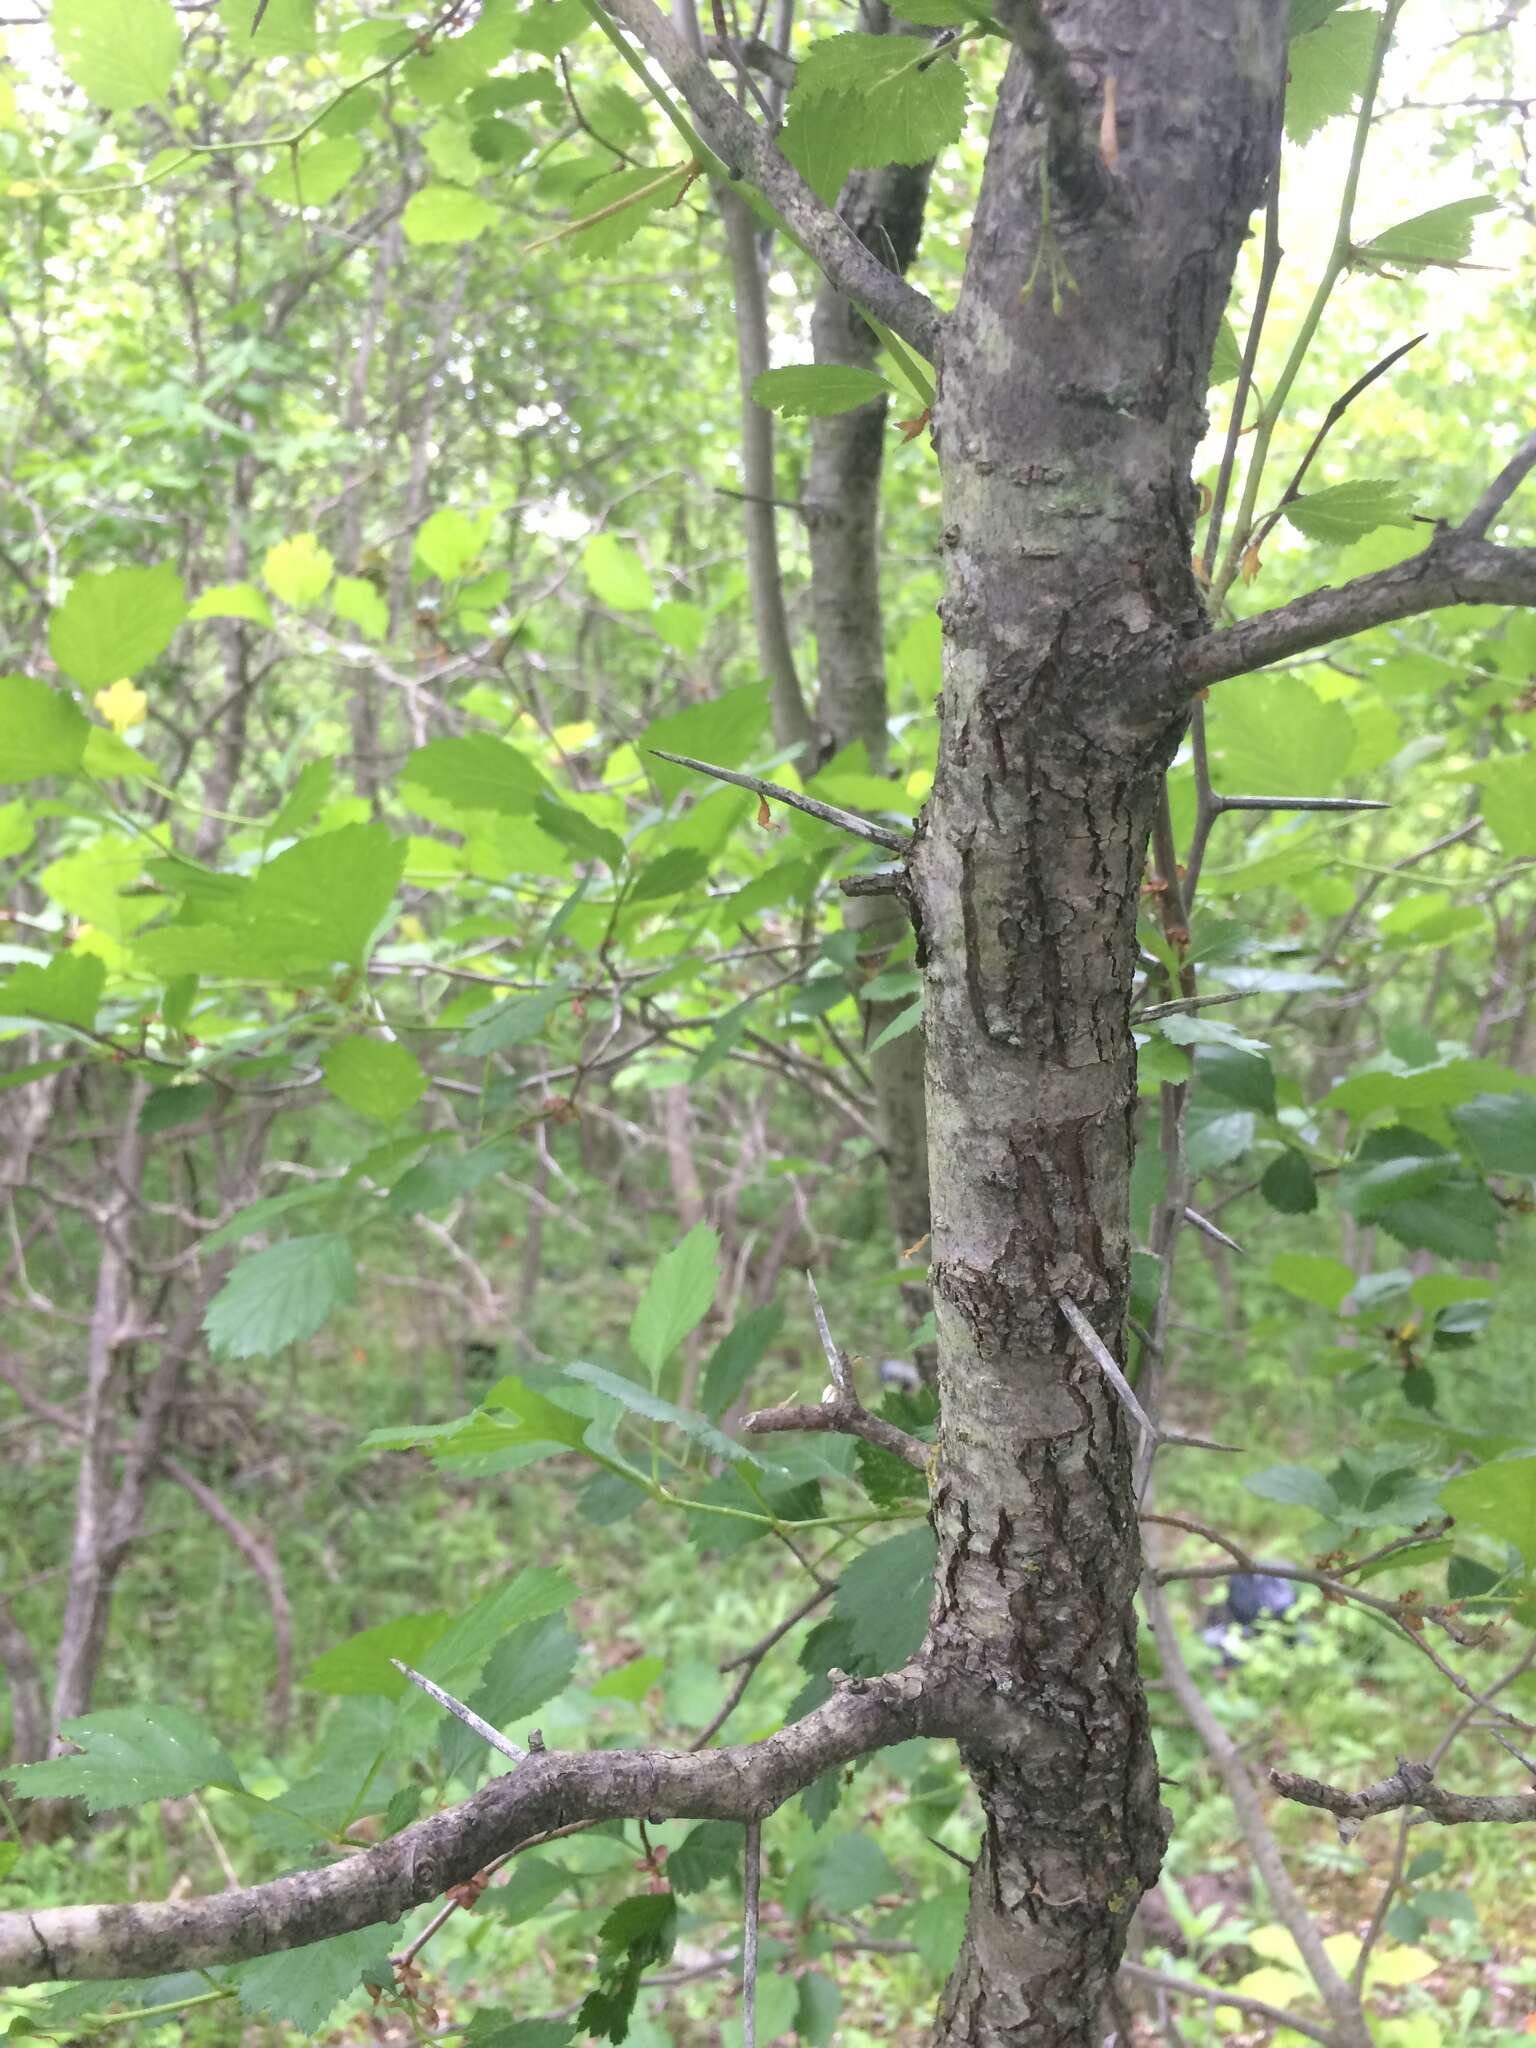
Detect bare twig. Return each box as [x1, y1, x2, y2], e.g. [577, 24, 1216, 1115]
[1272, 1758, 1536, 1831]
[1119, 1961, 1339, 2048]
[391, 1661, 527, 1764]
[742, 1818, 761, 2048]
[649, 748, 911, 851]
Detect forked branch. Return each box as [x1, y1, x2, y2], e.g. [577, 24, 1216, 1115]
[0, 1681, 924, 1986]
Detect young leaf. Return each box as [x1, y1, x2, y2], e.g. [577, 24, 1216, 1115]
[262, 533, 334, 609]
[332, 575, 390, 641]
[49, 564, 186, 687]
[301, 1611, 452, 1698]
[52, 0, 181, 111]
[1354, 197, 1498, 272]
[415, 507, 492, 580]
[402, 183, 500, 244]
[204, 1234, 358, 1359]
[565, 1362, 772, 1467]
[750, 365, 893, 418]
[628, 1222, 720, 1379]
[456, 984, 571, 1056]
[258, 136, 364, 206]
[6, 1706, 241, 1812]
[1283, 479, 1418, 545]
[790, 33, 969, 168]
[870, 997, 923, 1052]
[188, 582, 274, 627]
[1439, 1457, 1536, 1567]
[0, 952, 105, 1031]
[321, 1036, 428, 1121]
[1284, 8, 1377, 144]
[584, 533, 654, 611]
[0, 675, 91, 782]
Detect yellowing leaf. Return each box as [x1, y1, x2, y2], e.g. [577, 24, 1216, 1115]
[1365, 1943, 1438, 1989]
[263, 533, 334, 610]
[93, 679, 147, 733]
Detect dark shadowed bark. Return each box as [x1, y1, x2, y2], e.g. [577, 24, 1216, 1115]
[910, 3, 1285, 2036]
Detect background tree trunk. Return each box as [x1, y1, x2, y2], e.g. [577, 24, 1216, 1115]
[914, 4, 1286, 2036]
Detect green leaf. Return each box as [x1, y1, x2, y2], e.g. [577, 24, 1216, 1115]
[584, 533, 654, 611]
[1207, 675, 1354, 795]
[652, 599, 706, 655]
[204, 1234, 358, 1359]
[629, 847, 710, 903]
[258, 136, 364, 206]
[823, 1524, 935, 1678]
[267, 759, 334, 840]
[1354, 197, 1499, 272]
[242, 821, 404, 973]
[404, 734, 553, 816]
[1440, 1457, 1536, 1568]
[1195, 1042, 1275, 1115]
[1246, 1464, 1344, 1517]
[322, 1036, 428, 1120]
[1324, 1057, 1523, 1120]
[0, 951, 104, 1031]
[1269, 1252, 1355, 1310]
[1453, 1093, 1536, 1175]
[780, 89, 859, 203]
[1285, 8, 1378, 144]
[414, 1567, 578, 1703]
[669, 1819, 742, 1894]
[565, 1362, 771, 1468]
[416, 507, 493, 580]
[0, 676, 90, 782]
[797, 1970, 843, 2046]
[480, 1858, 574, 1927]
[1476, 754, 1536, 857]
[403, 183, 501, 244]
[642, 683, 771, 801]
[387, 1139, 518, 1215]
[52, 0, 180, 110]
[870, 997, 923, 1052]
[301, 1611, 452, 1698]
[233, 1927, 392, 2033]
[579, 1893, 677, 2044]
[750, 365, 893, 418]
[701, 1303, 783, 1420]
[566, 162, 691, 258]
[332, 575, 390, 642]
[263, 533, 334, 609]
[6, 1706, 240, 1812]
[854, 1437, 929, 1509]
[49, 564, 186, 687]
[218, 0, 314, 53]
[441, 1614, 581, 1780]
[1209, 316, 1242, 386]
[535, 797, 626, 872]
[1260, 1149, 1318, 1214]
[188, 582, 274, 627]
[809, 1829, 897, 1912]
[1284, 479, 1419, 545]
[790, 33, 969, 168]
[589, 1652, 663, 1702]
[628, 1221, 720, 1378]
[457, 983, 572, 1056]
[138, 1081, 215, 1132]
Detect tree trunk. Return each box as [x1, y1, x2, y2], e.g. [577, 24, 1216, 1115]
[913, 5, 1284, 2037]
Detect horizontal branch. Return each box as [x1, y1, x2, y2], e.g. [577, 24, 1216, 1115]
[0, 1682, 924, 1986]
[744, 1395, 930, 1470]
[597, 0, 944, 358]
[1186, 532, 1536, 690]
[1272, 1757, 1536, 1829]
[1119, 1960, 1339, 2048]
[649, 749, 912, 851]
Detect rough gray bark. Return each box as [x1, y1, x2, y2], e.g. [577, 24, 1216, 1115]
[909, 4, 1285, 2036]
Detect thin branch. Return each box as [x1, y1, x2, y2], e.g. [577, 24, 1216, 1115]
[649, 748, 911, 850]
[0, 1679, 923, 1984]
[1187, 531, 1536, 691]
[806, 1270, 851, 1395]
[1118, 1962, 1340, 2048]
[1215, 793, 1389, 814]
[591, 0, 943, 356]
[744, 1396, 929, 1470]
[1461, 425, 1536, 540]
[742, 1818, 762, 2048]
[1272, 1758, 1536, 1831]
[391, 1660, 527, 1763]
